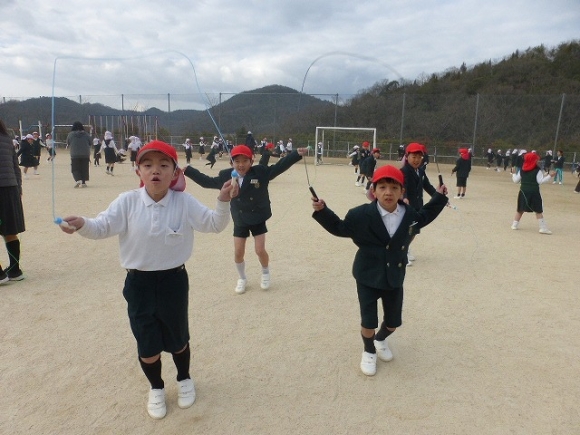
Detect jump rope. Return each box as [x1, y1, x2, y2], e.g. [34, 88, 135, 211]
[48, 50, 479, 261]
[50, 50, 237, 230]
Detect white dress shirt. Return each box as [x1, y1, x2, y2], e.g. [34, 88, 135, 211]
[77, 187, 230, 270]
[377, 202, 406, 237]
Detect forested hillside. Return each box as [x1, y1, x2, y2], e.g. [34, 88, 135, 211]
[1, 40, 578, 150]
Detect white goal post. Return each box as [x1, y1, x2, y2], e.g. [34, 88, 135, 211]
[314, 126, 377, 165]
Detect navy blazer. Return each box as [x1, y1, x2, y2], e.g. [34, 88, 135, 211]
[184, 150, 302, 226]
[313, 193, 447, 290]
[401, 163, 437, 210]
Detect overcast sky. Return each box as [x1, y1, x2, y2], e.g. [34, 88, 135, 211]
[2, 0, 578, 111]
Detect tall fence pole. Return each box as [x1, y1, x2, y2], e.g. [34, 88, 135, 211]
[399, 92, 406, 145]
[472, 93, 480, 155]
[553, 93, 565, 156]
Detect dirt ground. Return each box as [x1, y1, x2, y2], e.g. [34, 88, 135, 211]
[1, 149, 578, 435]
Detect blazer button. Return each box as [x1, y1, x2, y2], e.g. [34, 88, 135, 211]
[386, 263, 390, 267]
[401, 245, 406, 250]
[398, 263, 402, 267]
[386, 245, 390, 250]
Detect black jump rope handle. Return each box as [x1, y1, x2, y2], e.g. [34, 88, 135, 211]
[309, 186, 319, 201]
[438, 174, 444, 187]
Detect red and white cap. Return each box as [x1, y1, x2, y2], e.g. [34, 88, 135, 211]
[136, 140, 186, 191]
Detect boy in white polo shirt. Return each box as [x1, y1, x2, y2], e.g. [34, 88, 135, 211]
[60, 140, 235, 419]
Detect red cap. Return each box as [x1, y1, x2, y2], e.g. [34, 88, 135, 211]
[372, 148, 381, 154]
[137, 140, 178, 165]
[231, 145, 253, 159]
[522, 152, 540, 171]
[371, 165, 404, 186]
[406, 142, 425, 154]
[265, 142, 275, 150]
[136, 140, 185, 192]
[362, 141, 370, 148]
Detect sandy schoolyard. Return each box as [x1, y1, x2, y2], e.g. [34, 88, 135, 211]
[0, 149, 578, 435]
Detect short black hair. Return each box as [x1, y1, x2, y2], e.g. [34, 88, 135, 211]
[71, 121, 84, 131]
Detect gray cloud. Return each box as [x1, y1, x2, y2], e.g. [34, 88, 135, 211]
[1, 0, 578, 110]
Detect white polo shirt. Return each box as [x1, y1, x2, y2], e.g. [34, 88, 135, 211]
[77, 187, 230, 270]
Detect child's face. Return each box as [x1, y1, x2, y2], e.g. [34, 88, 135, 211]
[373, 151, 380, 159]
[407, 152, 424, 169]
[136, 151, 177, 199]
[232, 155, 253, 176]
[371, 179, 404, 213]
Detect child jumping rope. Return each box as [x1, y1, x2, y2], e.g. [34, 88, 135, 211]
[311, 165, 448, 376]
[184, 144, 307, 294]
[59, 141, 234, 419]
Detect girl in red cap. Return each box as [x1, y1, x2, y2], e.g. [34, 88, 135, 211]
[451, 148, 472, 198]
[311, 165, 448, 376]
[59, 140, 235, 419]
[511, 152, 554, 234]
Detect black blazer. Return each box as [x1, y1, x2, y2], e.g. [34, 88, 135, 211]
[313, 194, 447, 290]
[184, 150, 302, 226]
[400, 163, 437, 210]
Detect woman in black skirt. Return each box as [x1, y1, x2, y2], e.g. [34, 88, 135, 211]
[0, 119, 25, 282]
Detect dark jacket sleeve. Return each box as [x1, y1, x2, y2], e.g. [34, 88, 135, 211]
[422, 171, 437, 197]
[183, 165, 229, 189]
[266, 149, 302, 179]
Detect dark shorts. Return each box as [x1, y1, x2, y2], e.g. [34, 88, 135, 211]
[233, 221, 268, 238]
[356, 282, 404, 329]
[456, 176, 467, 187]
[130, 150, 138, 162]
[122, 265, 189, 358]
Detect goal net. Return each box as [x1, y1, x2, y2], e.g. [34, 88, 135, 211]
[314, 127, 377, 165]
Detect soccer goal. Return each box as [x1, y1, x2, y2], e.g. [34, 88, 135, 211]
[314, 126, 377, 165]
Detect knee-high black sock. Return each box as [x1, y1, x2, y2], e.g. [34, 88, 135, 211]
[6, 240, 21, 272]
[139, 357, 164, 390]
[361, 333, 376, 354]
[172, 343, 191, 381]
[375, 322, 395, 341]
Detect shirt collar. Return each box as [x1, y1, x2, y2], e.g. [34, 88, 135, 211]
[140, 186, 173, 207]
[377, 202, 404, 217]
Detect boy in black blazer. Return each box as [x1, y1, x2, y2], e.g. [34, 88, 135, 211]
[184, 144, 307, 294]
[312, 165, 448, 376]
[400, 143, 437, 264]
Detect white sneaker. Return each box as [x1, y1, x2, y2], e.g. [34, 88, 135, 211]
[360, 352, 377, 376]
[453, 195, 461, 199]
[539, 228, 552, 235]
[355, 181, 361, 187]
[177, 378, 196, 409]
[407, 251, 415, 261]
[511, 224, 518, 230]
[74, 181, 81, 188]
[147, 388, 166, 419]
[260, 273, 270, 290]
[235, 278, 247, 294]
[374, 339, 393, 362]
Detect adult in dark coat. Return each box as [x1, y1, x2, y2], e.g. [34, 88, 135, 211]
[245, 131, 257, 155]
[66, 121, 92, 187]
[0, 119, 25, 281]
